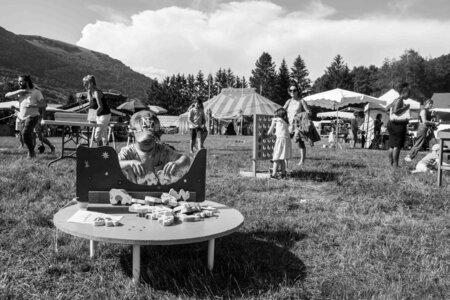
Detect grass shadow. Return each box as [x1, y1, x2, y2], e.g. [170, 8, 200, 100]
[330, 162, 366, 169]
[289, 169, 340, 182]
[306, 156, 333, 161]
[119, 232, 307, 298]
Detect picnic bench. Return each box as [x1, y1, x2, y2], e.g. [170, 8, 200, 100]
[42, 112, 120, 166]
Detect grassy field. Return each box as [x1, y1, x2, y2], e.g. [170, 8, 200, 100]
[1, 134, 449, 299]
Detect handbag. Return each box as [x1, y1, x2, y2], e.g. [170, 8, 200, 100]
[390, 108, 411, 122]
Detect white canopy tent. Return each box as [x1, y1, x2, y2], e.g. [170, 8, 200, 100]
[305, 88, 385, 108]
[379, 89, 421, 119]
[305, 88, 366, 102]
[317, 111, 355, 119]
[360, 103, 390, 149]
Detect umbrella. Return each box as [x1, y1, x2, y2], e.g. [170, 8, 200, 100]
[149, 105, 168, 115]
[116, 99, 148, 113]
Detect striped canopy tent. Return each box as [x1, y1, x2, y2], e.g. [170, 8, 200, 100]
[179, 88, 281, 134]
[202, 88, 281, 118]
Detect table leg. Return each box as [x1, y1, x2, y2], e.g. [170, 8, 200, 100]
[89, 127, 95, 147]
[54, 229, 58, 253]
[207, 239, 215, 271]
[438, 139, 444, 187]
[132, 245, 141, 283]
[90, 240, 96, 258]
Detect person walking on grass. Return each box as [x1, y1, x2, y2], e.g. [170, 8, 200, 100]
[283, 84, 310, 166]
[267, 107, 292, 179]
[5, 75, 41, 158]
[386, 83, 411, 168]
[83, 75, 111, 146]
[187, 99, 207, 154]
[404, 98, 439, 162]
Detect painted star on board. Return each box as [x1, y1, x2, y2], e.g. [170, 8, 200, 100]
[101, 152, 110, 159]
[84, 161, 90, 168]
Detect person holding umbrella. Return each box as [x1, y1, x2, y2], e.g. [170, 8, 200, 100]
[83, 75, 111, 146]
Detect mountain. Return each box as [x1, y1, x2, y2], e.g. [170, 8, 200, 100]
[0, 26, 154, 103]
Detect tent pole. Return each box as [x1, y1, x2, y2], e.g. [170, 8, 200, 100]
[240, 115, 243, 136]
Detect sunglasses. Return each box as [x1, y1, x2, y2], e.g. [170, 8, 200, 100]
[289, 89, 297, 92]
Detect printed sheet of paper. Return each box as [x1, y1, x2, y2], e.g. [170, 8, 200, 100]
[67, 210, 123, 224]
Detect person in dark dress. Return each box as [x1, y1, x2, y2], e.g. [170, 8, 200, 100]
[386, 83, 411, 167]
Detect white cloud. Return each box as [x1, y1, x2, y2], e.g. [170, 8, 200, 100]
[77, 0, 450, 81]
[85, 4, 130, 24]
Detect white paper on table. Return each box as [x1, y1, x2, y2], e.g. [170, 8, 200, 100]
[67, 210, 123, 224]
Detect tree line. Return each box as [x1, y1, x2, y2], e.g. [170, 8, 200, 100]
[147, 49, 450, 115]
[2, 49, 449, 116]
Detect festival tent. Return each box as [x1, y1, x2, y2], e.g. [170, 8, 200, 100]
[304, 88, 386, 110]
[359, 103, 390, 149]
[336, 95, 386, 109]
[304, 88, 365, 102]
[431, 93, 450, 110]
[317, 111, 355, 119]
[379, 89, 421, 119]
[179, 88, 281, 134]
[158, 116, 180, 128]
[304, 89, 386, 146]
[431, 93, 450, 134]
[204, 88, 281, 118]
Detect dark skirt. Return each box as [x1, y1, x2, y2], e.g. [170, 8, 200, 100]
[387, 120, 407, 148]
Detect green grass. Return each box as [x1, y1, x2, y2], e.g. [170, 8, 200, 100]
[1, 134, 450, 299]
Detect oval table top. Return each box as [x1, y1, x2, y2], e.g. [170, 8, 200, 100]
[53, 201, 244, 246]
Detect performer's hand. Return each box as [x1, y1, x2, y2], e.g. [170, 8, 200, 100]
[163, 161, 177, 176]
[128, 160, 145, 178]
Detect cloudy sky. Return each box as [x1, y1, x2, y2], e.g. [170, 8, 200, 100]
[1, 0, 450, 81]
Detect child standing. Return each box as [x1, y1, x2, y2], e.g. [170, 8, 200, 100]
[411, 144, 447, 173]
[267, 108, 292, 179]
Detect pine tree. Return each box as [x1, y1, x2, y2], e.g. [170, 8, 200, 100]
[312, 54, 352, 92]
[249, 52, 277, 100]
[215, 68, 228, 90]
[276, 58, 291, 104]
[290, 55, 311, 96]
[195, 70, 208, 102]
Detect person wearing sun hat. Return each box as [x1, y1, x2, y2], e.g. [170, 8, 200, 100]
[118, 110, 190, 184]
[283, 83, 311, 166]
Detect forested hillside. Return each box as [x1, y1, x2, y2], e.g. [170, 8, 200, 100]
[0, 26, 154, 103]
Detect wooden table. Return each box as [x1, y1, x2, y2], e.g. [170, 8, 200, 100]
[53, 201, 244, 282]
[437, 129, 450, 186]
[42, 120, 103, 166]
